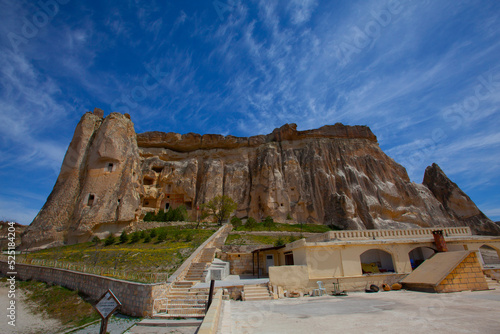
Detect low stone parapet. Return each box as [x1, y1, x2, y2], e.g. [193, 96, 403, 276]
[0, 261, 168, 317]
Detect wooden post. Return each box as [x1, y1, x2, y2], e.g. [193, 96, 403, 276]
[257, 251, 260, 278]
[252, 252, 255, 276]
[99, 317, 109, 334]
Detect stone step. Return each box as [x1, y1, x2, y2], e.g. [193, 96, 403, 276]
[166, 295, 209, 300]
[244, 296, 272, 301]
[167, 304, 206, 309]
[168, 299, 207, 304]
[141, 319, 203, 327]
[244, 291, 271, 296]
[174, 281, 196, 285]
[244, 287, 269, 292]
[153, 314, 205, 319]
[167, 308, 205, 314]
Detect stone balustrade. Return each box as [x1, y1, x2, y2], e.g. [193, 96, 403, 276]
[306, 227, 472, 242]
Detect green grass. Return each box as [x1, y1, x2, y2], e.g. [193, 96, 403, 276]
[3, 278, 100, 328]
[23, 226, 215, 282]
[225, 234, 288, 246]
[234, 222, 332, 233]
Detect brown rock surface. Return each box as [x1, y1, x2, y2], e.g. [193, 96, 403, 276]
[21, 112, 142, 249]
[423, 163, 500, 235]
[21, 113, 499, 249]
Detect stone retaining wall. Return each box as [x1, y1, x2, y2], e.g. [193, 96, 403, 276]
[0, 261, 168, 317]
[229, 231, 317, 237]
[128, 221, 219, 232]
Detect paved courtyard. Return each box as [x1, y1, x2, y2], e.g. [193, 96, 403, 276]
[218, 289, 500, 334]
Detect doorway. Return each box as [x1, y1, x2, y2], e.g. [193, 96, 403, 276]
[266, 254, 274, 274]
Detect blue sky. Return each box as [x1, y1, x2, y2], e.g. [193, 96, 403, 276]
[0, 0, 499, 225]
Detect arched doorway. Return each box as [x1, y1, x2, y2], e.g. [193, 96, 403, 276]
[360, 249, 395, 274]
[479, 245, 500, 267]
[409, 247, 437, 270]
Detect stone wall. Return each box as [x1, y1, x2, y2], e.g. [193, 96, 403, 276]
[220, 253, 255, 275]
[436, 252, 489, 293]
[0, 261, 168, 317]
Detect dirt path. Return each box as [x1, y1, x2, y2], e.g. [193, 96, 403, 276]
[0, 284, 63, 334]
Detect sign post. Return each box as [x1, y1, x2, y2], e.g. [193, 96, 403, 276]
[93, 289, 121, 334]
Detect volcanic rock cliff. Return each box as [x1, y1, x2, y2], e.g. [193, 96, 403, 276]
[21, 110, 500, 248]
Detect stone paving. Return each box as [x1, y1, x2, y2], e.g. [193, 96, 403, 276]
[218, 288, 500, 334]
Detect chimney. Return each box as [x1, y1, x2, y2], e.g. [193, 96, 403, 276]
[432, 230, 448, 252]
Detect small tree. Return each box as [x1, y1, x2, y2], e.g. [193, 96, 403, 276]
[274, 236, 285, 247]
[150, 229, 157, 239]
[119, 230, 129, 244]
[144, 212, 155, 221]
[130, 231, 141, 243]
[157, 229, 167, 242]
[230, 216, 242, 229]
[91, 236, 101, 244]
[245, 217, 257, 230]
[202, 195, 238, 226]
[144, 234, 151, 243]
[263, 216, 275, 231]
[104, 233, 116, 246]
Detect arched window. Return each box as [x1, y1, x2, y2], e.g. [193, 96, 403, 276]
[408, 247, 436, 270]
[360, 249, 395, 274]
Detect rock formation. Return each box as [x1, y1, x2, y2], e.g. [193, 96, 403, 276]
[423, 163, 499, 235]
[21, 111, 500, 249]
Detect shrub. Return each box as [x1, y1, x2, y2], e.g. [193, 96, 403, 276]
[130, 232, 141, 243]
[245, 217, 257, 230]
[140, 230, 147, 239]
[156, 209, 166, 222]
[230, 216, 242, 229]
[143, 206, 189, 222]
[286, 213, 293, 220]
[104, 234, 115, 246]
[150, 229, 157, 239]
[91, 236, 100, 244]
[157, 229, 167, 242]
[263, 216, 275, 230]
[119, 231, 129, 244]
[143, 234, 151, 243]
[166, 205, 188, 222]
[274, 237, 285, 247]
[143, 212, 155, 221]
[288, 235, 298, 243]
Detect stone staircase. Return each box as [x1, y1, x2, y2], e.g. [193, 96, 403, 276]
[183, 262, 209, 282]
[146, 224, 232, 327]
[484, 271, 500, 289]
[242, 284, 272, 301]
[154, 281, 209, 319]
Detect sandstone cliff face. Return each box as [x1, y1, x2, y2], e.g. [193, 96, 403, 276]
[21, 111, 142, 248]
[423, 163, 500, 235]
[21, 112, 499, 249]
